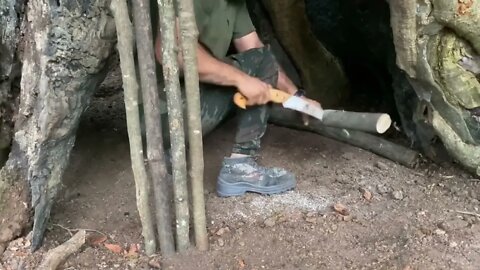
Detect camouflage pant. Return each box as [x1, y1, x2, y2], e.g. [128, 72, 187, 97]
[198, 46, 279, 156]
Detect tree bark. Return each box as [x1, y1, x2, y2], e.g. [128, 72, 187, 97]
[176, 0, 208, 251]
[132, 0, 175, 255]
[111, 0, 157, 255]
[158, 0, 190, 251]
[0, 0, 116, 251]
[0, 0, 23, 166]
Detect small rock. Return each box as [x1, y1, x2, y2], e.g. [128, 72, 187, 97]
[450, 241, 458, 248]
[377, 184, 392, 194]
[148, 258, 161, 269]
[24, 239, 31, 248]
[216, 227, 230, 236]
[361, 189, 373, 201]
[306, 212, 316, 218]
[434, 229, 446, 235]
[392, 190, 404, 200]
[264, 217, 277, 227]
[218, 238, 225, 247]
[333, 203, 349, 216]
[341, 152, 355, 160]
[305, 217, 317, 224]
[375, 161, 389, 170]
[439, 219, 469, 232]
[342, 215, 352, 222]
[239, 241, 245, 247]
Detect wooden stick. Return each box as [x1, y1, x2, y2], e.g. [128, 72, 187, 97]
[37, 230, 86, 270]
[176, 0, 209, 251]
[132, 0, 175, 255]
[269, 106, 420, 168]
[111, 0, 156, 255]
[157, 0, 190, 251]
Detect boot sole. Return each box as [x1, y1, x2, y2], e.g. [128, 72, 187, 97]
[216, 177, 296, 197]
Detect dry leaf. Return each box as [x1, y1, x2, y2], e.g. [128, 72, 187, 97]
[333, 203, 349, 216]
[104, 243, 123, 254]
[88, 235, 107, 246]
[363, 190, 373, 201]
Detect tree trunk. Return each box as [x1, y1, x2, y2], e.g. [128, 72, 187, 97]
[0, 0, 116, 251]
[260, 0, 350, 107]
[0, 0, 23, 167]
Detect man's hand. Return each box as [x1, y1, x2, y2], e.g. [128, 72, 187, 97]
[300, 96, 322, 126]
[235, 74, 272, 106]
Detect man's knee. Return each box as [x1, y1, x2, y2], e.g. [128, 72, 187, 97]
[231, 46, 279, 86]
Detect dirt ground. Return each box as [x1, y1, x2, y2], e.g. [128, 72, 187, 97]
[2, 74, 480, 270]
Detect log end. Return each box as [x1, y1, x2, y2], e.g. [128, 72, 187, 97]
[376, 114, 392, 134]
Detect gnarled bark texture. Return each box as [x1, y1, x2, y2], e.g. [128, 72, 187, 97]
[388, 0, 480, 175]
[0, 0, 116, 251]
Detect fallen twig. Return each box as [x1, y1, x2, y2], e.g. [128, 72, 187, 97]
[37, 230, 86, 270]
[52, 224, 107, 238]
[455, 210, 480, 218]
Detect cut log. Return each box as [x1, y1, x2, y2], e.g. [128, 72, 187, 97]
[132, 0, 175, 255]
[1, 0, 116, 251]
[111, 0, 156, 255]
[37, 230, 86, 270]
[320, 110, 392, 134]
[269, 106, 420, 168]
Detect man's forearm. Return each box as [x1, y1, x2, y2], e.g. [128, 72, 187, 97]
[196, 45, 247, 87]
[233, 32, 298, 95]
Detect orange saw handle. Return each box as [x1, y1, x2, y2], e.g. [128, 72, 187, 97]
[233, 89, 291, 109]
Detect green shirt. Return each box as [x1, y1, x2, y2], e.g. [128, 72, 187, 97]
[193, 0, 255, 59]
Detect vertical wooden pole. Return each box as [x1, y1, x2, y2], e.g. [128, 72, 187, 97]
[176, 0, 209, 251]
[132, 0, 175, 255]
[157, 0, 190, 251]
[110, 0, 157, 255]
